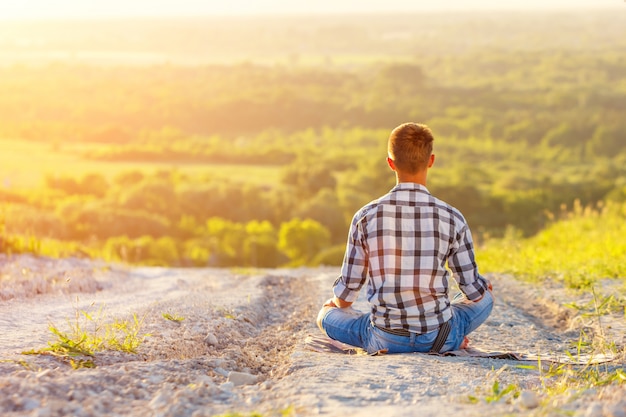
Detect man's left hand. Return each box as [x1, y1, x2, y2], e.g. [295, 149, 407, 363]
[323, 298, 337, 308]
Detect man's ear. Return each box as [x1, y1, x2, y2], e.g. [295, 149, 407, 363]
[428, 154, 435, 168]
[387, 157, 396, 171]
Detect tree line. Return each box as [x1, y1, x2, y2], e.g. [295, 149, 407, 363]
[1, 15, 625, 267]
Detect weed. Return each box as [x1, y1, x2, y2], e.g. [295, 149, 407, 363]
[468, 379, 520, 405]
[564, 288, 626, 319]
[106, 313, 150, 353]
[468, 365, 521, 405]
[0, 359, 40, 371]
[162, 312, 185, 322]
[217, 306, 237, 319]
[470, 328, 625, 411]
[70, 358, 97, 369]
[537, 310, 625, 406]
[538, 353, 625, 401]
[22, 302, 150, 367]
[485, 380, 520, 404]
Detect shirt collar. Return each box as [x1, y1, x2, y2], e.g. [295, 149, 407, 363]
[390, 182, 430, 195]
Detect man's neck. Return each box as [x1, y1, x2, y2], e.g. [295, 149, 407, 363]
[396, 172, 428, 187]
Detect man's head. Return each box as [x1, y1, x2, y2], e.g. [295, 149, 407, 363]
[387, 122, 434, 175]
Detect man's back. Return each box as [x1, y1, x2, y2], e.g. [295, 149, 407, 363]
[339, 182, 482, 334]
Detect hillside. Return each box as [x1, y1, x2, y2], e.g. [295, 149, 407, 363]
[0, 255, 624, 416]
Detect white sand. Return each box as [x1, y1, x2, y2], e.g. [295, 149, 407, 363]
[0, 254, 624, 417]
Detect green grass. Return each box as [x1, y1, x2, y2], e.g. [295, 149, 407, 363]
[0, 137, 282, 189]
[477, 200, 626, 289]
[469, 332, 625, 411]
[22, 303, 150, 369]
[468, 379, 520, 405]
[162, 312, 185, 322]
[564, 288, 626, 319]
[475, 206, 626, 411]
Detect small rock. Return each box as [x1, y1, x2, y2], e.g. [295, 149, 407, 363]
[148, 391, 170, 410]
[197, 375, 216, 387]
[22, 398, 40, 411]
[67, 390, 84, 402]
[36, 369, 52, 379]
[583, 403, 604, 417]
[219, 382, 235, 392]
[147, 374, 164, 385]
[227, 371, 258, 386]
[518, 390, 540, 409]
[34, 406, 52, 417]
[204, 333, 218, 346]
[605, 403, 626, 417]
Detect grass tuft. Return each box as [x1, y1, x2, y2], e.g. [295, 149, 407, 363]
[162, 312, 185, 322]
[22, 302, 150, 368]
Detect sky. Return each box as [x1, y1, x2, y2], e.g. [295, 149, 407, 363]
[0, 0, 623, 19]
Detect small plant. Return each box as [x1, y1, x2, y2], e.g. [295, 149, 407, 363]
[564, 289, 625, 318]
[469, 330, 625, 410]
[468, 378, 520, 404]
[69, 358, 97, 369]
[22, 302, 150, 367]
[468, 364, 521, 405]
[106, 313, 149, 353]
[162, 312, 185, 322]
[538, 354, 626, 401]
[216, 306, 237, 319]
[0, 359, 40, 371]
[485, 380, 520, 404]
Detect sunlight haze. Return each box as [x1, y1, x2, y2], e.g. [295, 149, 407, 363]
[0, 0, 622, 19]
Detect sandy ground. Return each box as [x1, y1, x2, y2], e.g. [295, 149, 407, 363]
[0, 254, 624, 417]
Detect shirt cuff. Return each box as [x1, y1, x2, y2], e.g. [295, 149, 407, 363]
[332, 278, 360, 303]
[460, 277, 488, 302]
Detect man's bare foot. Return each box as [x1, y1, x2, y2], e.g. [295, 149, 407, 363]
[459, 336, 470, 349]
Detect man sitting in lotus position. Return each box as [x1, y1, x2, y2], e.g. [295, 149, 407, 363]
[317, 122, 494, 354]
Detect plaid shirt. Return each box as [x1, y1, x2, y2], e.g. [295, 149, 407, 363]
[333, 182, 489, 334]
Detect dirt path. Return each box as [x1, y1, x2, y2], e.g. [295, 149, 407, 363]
[258, 272, 621, 417]
[0, 256, 624, 416]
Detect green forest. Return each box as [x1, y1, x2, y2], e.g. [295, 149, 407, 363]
[1, 11, 625, 272]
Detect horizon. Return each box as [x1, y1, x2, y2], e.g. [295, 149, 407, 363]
[0, 0, 623, 20]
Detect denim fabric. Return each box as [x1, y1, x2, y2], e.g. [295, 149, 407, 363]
[320, 291, 494, 354]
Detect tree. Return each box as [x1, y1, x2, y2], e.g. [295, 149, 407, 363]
[294, 189, 347, 243]
[586, 125, 624, 158]
[278, 218, 331, 266]
[204, 217, 246, 266]
[280, 161, 337, 199]
[243, 220, 281, 267]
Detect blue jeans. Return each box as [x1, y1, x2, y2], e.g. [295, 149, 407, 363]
[319, 291, 494, 354]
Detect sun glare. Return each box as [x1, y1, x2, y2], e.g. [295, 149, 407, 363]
[0, 1, 291, 20]
[0, 0, 620, 20]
